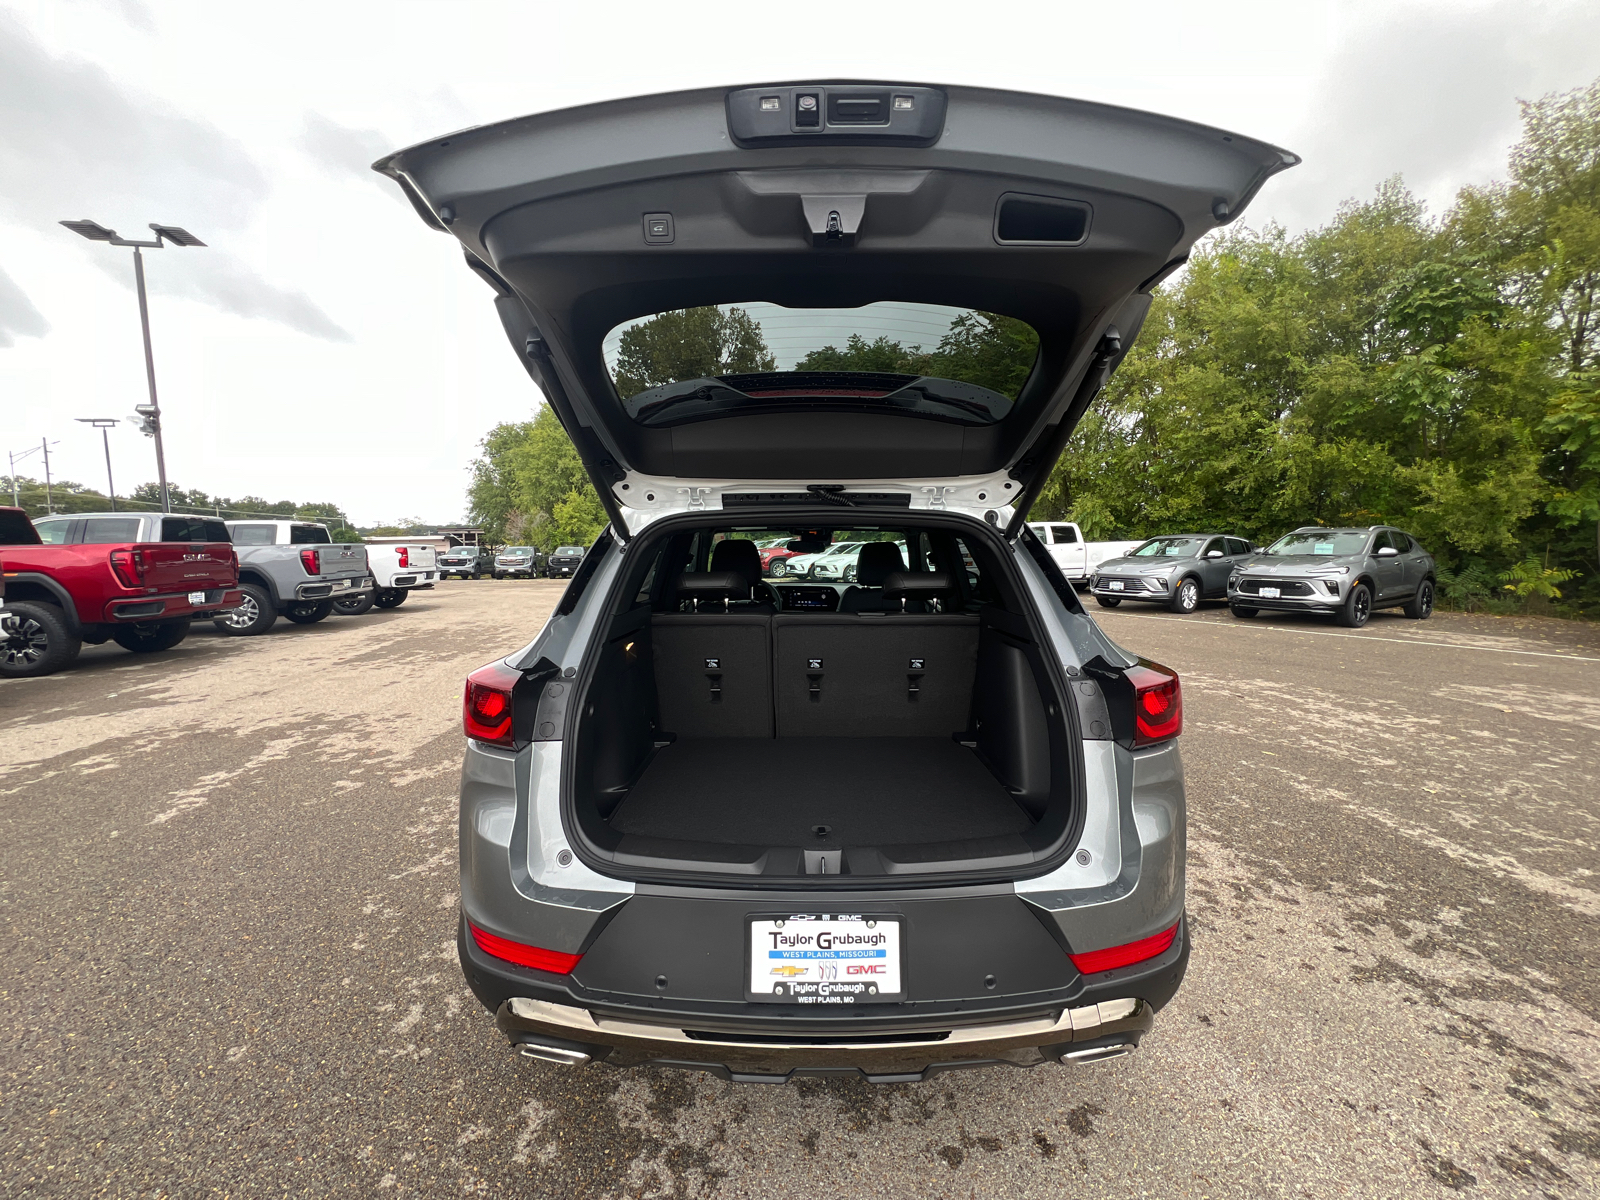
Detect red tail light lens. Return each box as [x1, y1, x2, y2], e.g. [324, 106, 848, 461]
[108, 548, 144, 589]
[1127, 660, 1182, 747]
[299, 548, 320, 575]
[464, 661, 521, 745]
[396, 547, 409, 568]
[468, 921, 582, 974]
[1069, 922, 1180, 974]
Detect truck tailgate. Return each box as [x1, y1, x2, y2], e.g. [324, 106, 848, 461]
[314, 545, 369, 579]
[139, 543, 238, 592]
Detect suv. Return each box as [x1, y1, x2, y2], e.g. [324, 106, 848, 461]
[1089, 534, 1255, 613]
[380, 81, 1296, 1081]
[1229, 526, 1436, 627]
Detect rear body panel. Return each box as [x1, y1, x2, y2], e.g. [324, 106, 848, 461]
[226, 521, 372, 609]
[0, 542, 240, 630]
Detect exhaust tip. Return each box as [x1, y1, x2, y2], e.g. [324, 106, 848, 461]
[514, 1041, 591, 1067]
[1060, 1041, 1136, 1064]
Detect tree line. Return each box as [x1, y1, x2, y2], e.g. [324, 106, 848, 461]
[467, 79, 1600, 615]
[5, 476, 360, 541]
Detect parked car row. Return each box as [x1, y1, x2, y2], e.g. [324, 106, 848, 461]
[436, 545, 588, 580]
[0, 507, 443, 678]
[1080, 525, 1436, 628]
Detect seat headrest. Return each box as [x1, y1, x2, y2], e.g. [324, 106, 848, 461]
[855, 541, 906, 586]
[881, 571, 950, 602]
[674, 571, 751, 602]
[709, 538, 763, 589]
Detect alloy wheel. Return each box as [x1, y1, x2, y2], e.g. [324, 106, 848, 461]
[223, 594, 259, 629]
[3, 617, 47, 668]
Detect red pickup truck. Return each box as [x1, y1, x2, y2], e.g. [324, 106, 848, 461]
[0, 506, 242, 678]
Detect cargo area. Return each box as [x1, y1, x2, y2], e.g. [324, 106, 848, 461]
[564, 520, 1079, 882]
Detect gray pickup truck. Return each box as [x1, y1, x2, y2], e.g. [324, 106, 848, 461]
[217, 519, 372, 636]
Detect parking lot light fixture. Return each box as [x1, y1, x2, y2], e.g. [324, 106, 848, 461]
[75, 418, 120, 512]
[59, 219, 207, 514]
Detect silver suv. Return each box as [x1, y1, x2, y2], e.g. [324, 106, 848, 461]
[1228, 526, 1436, 627]
[382, 81, 1297, 1081]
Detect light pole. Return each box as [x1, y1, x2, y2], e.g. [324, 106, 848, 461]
[59, 220, 206, 514]
[75, 418, 120, 511]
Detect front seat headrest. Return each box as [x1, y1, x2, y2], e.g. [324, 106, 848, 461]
[709, 538, 763, 590]
[855, 542, 906, 586]
[674, 571, 752, 604]
[882, 571, 950, 605]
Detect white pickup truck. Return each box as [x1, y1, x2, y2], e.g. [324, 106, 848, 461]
[334, 543, 439, 614]
[1027, 521, 1144, 584]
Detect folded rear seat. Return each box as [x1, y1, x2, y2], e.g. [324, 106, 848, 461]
[773, 572, 976, 737]
[653, 572, 773, 737]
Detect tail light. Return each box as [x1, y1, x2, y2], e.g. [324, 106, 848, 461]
[396, 547, 409, 568]
[1069, 922, 1180, 974]
[299, 548, 320, 575]
[467, 921, 582, 974]
[464, 661, 521, 745]
[109, 548, 144, 589]
[1127, 660, 1182, 747]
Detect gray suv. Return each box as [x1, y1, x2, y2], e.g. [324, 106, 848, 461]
[382, 80, 1297, 1082]
[1228, 526, 1436, 627]
[1090, 534, 1255, 613]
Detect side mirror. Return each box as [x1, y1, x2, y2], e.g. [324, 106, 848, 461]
[1206, 549, 1224, 558]
[1377, 546, 1400, 558]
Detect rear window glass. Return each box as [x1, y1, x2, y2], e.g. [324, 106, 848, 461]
[84, 517, 143, 543]
[230, 523, 276, 545]
[31, 518, 72, 544]
[603, 303, 1039, 428]
[289, 525, 331, 544]
[159, 517, 230, 542]
[0, 510, 43, 545]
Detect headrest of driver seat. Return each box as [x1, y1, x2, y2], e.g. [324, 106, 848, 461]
[709, 538, 763, 588]
[855, 541, 906, 587]
[674, 571, 752, 602]
[881, 571, 950, 601]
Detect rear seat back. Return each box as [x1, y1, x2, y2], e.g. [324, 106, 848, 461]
[652, 613, 773, 737]
[772, 614, 978, 738]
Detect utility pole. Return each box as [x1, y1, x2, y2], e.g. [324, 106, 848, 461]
[42, 438, 54, 513]
[60, 220, 206, 515]
[76, 418, 120, 511]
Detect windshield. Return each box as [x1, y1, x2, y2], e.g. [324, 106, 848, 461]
[1266, 531, 1371, 556]
[603, 303, 1038, 428]
[555, 547, 584, 556]
[503, 547, 534, 555]
[1130, 537, 1204, 558]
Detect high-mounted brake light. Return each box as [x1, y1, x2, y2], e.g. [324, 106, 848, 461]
[299, 548, 321, 575]
[396, 547, 409, 569]
[1127, 660, 1182, 747]
[108, 548, 144, 589]
[1069, 922, 1180, 974]
[464, 660, 521, 745]
[468, 921, 582, 974]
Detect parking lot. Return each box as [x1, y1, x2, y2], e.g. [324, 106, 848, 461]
[2, 580, 1596, 1198]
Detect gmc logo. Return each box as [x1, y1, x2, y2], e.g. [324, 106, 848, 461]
[846, 965, 886, 975]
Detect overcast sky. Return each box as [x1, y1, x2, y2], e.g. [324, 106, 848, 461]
[2, 0, 1598, 525]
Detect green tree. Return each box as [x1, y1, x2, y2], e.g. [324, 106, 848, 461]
[612, 306, 775, 395]
[467, 406, 609, 552]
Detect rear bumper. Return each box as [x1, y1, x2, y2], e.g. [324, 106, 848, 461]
[295, 576, 372, 601]
[390, 573, 437, 588]
[465, 914, 1186, 1083]
[103, 587, 244, 621]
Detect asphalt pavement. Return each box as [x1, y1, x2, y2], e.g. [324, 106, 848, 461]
[2, 582, 1596, 1198]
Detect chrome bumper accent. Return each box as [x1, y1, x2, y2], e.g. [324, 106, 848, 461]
[496, 994, 1152, 1075]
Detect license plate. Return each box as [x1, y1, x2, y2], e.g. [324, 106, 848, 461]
[187, 591, 207, 604]
[748, 915, 903, 1005]
[1259, 586, 1280, 598]
[1107, 580, 1124, 591]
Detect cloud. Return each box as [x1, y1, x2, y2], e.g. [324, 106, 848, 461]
[1253, 0, 1600, 231]
[0, 11, 346, 340]
[299, 112, 394, 182]
[0, 264, 50, 348]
